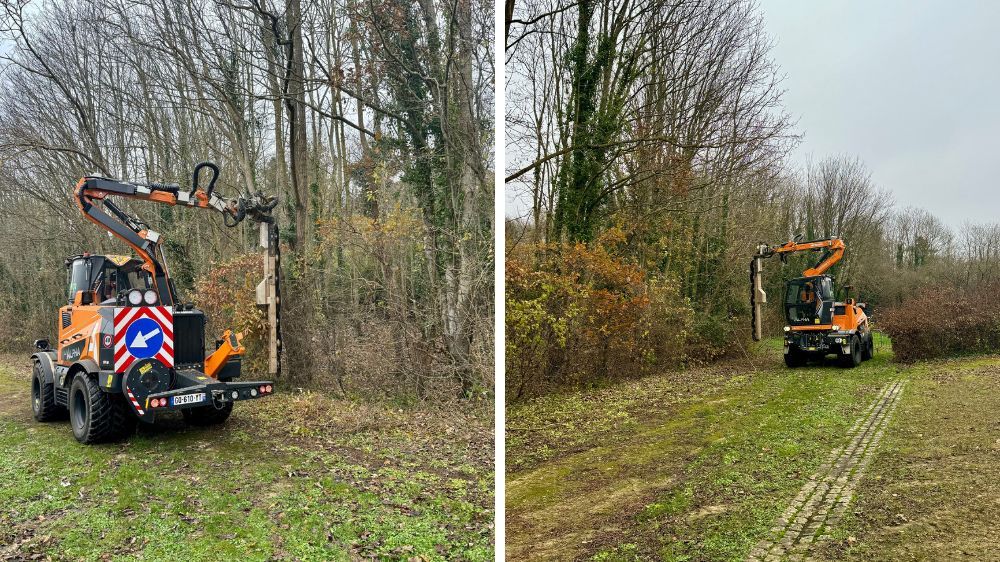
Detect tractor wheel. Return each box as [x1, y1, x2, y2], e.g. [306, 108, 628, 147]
[838, 336, 862, 369]
[182, 401, 234, 426]
[31, 361, 66, 422]
[861, 335, 874, 361]
[784, 346, 806, 368]
[68, 374, 136, 444]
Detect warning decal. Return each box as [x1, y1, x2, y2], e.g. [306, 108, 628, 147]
[113, 306, 173, 373]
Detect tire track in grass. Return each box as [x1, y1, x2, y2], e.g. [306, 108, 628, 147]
[747, 380, 905, 562]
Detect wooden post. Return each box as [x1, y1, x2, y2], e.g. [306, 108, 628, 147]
[256, 222, 281, 377]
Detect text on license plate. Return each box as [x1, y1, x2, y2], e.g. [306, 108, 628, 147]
[172, 393, 206, 406]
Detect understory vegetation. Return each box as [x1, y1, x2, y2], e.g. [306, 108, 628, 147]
[504, 0, 1000, 398]
[0, 0, 494, 401]
[879, 284, 1000, 362]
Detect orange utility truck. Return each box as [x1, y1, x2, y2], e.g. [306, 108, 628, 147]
[750, 236, 873, 368]
[31, 162, 279, 443]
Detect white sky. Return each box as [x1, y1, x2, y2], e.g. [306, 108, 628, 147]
[758, 0, 1000, 228]
[506, 1, 1000, 227]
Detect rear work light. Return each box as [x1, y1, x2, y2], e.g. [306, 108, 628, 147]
[143, 289, 158, 305]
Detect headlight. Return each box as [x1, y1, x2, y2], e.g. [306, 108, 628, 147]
[143, 290, 158, 305]
[834, 337, 844, 344]
[831, 325, 840, 331]
[783, 326, 791, 332]
[127, 289, 143, 306]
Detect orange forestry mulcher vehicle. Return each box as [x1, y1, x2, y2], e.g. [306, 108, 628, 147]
[750, 236, 874, 368]
[31, 162, 280, 443]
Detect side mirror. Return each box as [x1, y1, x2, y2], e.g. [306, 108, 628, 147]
[858, 302, 867, 310]
[34, 339, 49, 351]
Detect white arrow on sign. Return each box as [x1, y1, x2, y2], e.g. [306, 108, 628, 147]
[130, 328, 161, 348]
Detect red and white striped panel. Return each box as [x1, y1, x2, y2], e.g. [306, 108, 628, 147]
[126, 386, 145, 416]
[113, 306, 174, 373]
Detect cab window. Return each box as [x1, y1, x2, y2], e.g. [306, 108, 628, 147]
[67, 259, 88, 301]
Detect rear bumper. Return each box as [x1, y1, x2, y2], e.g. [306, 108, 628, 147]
[119, 367, 274, 421]
[144, 379, 274, 412]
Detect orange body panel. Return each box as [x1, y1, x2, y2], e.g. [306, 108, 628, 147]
[57, 304, 102, 365]
[788, 300, 868, 333]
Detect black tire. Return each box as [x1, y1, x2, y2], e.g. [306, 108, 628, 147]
[784, 346, 806, 368]
[860, 335, 874, 361]
[838, 336, 862, 368]
[68, 374, 136, 444]
[182, 401, 234, 426]
[31, 361, 66, 422]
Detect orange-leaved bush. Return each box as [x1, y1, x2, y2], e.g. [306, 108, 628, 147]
[191, 253, 268, 374]
[506, 229, 697, 399]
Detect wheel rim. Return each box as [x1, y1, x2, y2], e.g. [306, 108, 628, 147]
[71, 385, 87, 431]
[31, 375, 40, 413]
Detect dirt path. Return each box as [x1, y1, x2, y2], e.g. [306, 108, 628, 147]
[748, 380, 904, 561]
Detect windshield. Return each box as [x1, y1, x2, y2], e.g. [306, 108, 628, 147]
[785, 278, 833, 305]
[93, 262, 153, 303]
[785, 277, 834, 324]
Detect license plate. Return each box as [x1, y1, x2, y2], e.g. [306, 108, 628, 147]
[172, 393, 206, 406]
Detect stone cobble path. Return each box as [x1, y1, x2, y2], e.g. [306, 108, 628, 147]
[747, 380, 905, 562]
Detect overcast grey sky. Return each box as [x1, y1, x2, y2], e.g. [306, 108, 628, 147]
[758, 0, 1000, 228]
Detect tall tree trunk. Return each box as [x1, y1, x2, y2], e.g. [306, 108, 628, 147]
[287, 0, 309, 252]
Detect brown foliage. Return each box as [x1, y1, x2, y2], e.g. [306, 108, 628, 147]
[191, 253, 269, 374]
[507, 229, 714, 399]
[879, 284, 1000, 362]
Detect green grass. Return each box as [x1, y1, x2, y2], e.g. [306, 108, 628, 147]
[505, 334, 936, 561]
[811, 355, 1000, 560]
[0, 362, 493, 561]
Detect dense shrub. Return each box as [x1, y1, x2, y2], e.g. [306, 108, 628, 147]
[191, 253, 269, 374]
[506, 229, 728, 399]
[879, 284, 1000, 362]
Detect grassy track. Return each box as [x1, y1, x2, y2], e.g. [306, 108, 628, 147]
[0, 355, 493, 561]
[814, 355, 1000, 561]
[507, 335, 1000, 561]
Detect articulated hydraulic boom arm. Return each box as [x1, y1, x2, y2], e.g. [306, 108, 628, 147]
[764, 237, 846, 277]
[750, 236, 846, 341]
[74, 162, 276, 306]
[74, 162, 279, 377]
